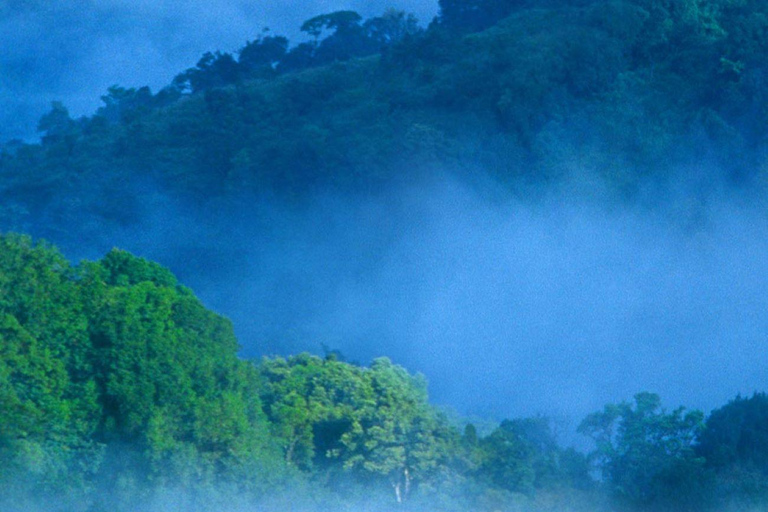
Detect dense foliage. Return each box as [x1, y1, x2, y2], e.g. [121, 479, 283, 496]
[0, 233, 767, 511]
[697, 393, 768, 509]
[0, 234, 286, 511]
[578, 392, 709, 511]
[2, 0, 768, 509]
[0, 234, 598, 511]
[3, 0, 768, 250]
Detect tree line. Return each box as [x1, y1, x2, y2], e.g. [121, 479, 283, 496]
[2, 1, 768, 507]
[1, 233, 767, 511]
[3, 0, 768, 255]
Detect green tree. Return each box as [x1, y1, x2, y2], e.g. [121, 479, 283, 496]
[364, 9, 422, 48]
[238, 32, 289, 78]
[579, 392, 709, 511]
[437, 0, 530, 32]
[258, 355, 457, 503]
[301, 11, 379, 65]
[699, 392, 768, 472]
[0, 236, 287, 510]
[697, 393, 768, 507]
[37, 101, 76, 142]
[174, 51, 241, 93]
[301, 11, 364, 39]
[338, 358, 455, 502]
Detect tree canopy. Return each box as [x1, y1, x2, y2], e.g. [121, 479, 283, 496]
[2, 0, 768, 509]
[0, 233, 767, 511]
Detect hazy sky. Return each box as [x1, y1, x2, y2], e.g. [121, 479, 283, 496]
[0, 0, 438, 142]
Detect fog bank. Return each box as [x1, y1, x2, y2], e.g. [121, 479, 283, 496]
[65, 172, 768, 428]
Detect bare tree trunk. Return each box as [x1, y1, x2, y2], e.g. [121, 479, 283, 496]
[393, 481, 402, 504]
[286, 438, 297, 464]
[404, 467, 411, 500]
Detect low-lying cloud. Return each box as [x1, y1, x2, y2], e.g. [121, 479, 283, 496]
[70, 171, 768, 432]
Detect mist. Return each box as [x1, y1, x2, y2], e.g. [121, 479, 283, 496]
[0, 0, 438, 143]
[54, 168, 767, 432]
[229, 179, 768, 426]
[4, 1, 768, 509]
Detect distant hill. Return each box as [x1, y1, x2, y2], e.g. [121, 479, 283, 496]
[2, 0, 767, 251]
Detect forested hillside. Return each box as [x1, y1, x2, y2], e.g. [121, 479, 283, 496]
[0, 234, 286, 510]
[0, 234, 590, 511]
[3, 0, 768, 249]
[2, 233, 768, 511]
[2, 0, 768, 510]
